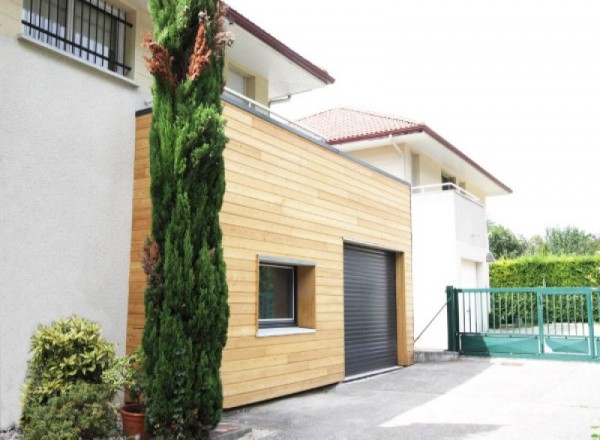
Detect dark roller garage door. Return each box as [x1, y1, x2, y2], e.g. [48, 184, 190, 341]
[344, 244, 397, 377]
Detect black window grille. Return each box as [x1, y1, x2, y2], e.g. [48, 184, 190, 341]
[21, 0, 132, 76]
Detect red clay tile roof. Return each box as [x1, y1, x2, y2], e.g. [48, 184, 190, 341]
[299, 107, 512, 194]
[298, 108, 424, 144]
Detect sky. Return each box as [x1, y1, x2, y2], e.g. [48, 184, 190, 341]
[225, 0, 600, 239]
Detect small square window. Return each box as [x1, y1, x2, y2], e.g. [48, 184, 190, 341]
[259, 264, 295, 328]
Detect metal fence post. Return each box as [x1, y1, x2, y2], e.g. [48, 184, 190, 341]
[586, 288, 595, 358]
[447, 286, 459, 352]
[536, 290, 545, 355]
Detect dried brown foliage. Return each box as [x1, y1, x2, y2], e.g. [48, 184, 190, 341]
[142, 34, 177, 87]
[187, 22, 212, 81]
[214, 1, 235, 51]
[142, 237, 162, 288]
[142, 3, 234, 86]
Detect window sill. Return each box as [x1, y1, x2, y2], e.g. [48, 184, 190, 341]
[18, 34, 139, 88]
[256, 327, 316, 338]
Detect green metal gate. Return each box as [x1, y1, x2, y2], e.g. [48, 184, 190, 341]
[447, 286, 600, 361]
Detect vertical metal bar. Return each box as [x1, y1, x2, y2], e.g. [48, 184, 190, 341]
[93, 0, 98, 65]
[469, 292, 474, 333]
[37, 0, 42, 40]
[79, 0, 84, 57]
[560, 295, 564, 335]
[86, 0, 91, 60]
[461, 290, 465, 333]
[580, 293, 585, 336]
[476, 292, 480, 333]
[567, 295, 571, 336]
[446, 286, 459, 352]
[517, 292, 522, 334]
[27, 0, 33, 35]
[585, 289, 596, 357]
[54, 0, 59, 48]
[108, 5, 114, 71]
[492, 293, 496, 332]
[121, 10, 126, 75]
[552, 295, 556, 335]
[573, 294, 579, 336]
[47, 0, 51, 43]
[101, 0, 106, 68]
[545, 295, 550, 336]
[587, 290, 595, 357]
[530, 292, 534, 335]
[46, 0, 51, 44]
[537, 291, 545, 355]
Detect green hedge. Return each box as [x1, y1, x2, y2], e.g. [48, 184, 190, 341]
[488, 255, 600, 327]
[490, 255, 600, 288]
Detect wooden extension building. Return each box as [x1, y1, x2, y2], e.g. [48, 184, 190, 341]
[127, 96, 414, 408]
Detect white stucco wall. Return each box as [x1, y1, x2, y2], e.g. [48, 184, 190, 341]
[414, 153, 442, 187]
[0, 2, 151, 426]
[351, 146, 408, 181]
[412, 191, 490, 351]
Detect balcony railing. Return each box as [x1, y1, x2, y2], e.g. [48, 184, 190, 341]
[412, 183, 481, 205]
[222, 87, 326, 143]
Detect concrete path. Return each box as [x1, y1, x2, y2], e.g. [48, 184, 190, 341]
[222, 357, 600, 439]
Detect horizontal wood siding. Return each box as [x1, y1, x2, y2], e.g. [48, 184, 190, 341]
[127, 102, 413, 408]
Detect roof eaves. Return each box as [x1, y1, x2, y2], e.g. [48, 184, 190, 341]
[421, 126, 513, 194]
[226, 7, 335, 85]
[327, 125, 426, 145]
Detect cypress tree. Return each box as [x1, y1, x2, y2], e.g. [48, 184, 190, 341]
[140, 1, 233, 438]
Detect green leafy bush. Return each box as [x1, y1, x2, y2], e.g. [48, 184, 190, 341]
[488, 255, 600, 326]
[21, 382, 118, 440]
[21, 316, 116, 427]
[490, 255, 600, 287]
[103, 347, 145, 405]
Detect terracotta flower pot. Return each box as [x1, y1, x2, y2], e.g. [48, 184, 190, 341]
[120, 404, 147, 440]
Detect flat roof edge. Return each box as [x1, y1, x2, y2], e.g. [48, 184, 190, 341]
[135, 96, 411, 189]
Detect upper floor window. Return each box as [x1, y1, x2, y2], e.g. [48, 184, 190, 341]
[441, 172, 456, 191]
[226, 70, 246, 96]
[22, 0, 132, 77]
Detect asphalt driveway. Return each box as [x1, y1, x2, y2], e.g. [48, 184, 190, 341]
[222, 357, 600, 439]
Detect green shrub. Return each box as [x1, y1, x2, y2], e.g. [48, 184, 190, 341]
[102, 347, 145, 405]
[21, 382, 118, 440]
[490, 254, 600, 287]
[489, 255, 600, 326]
[21, 316, 116, 427]
[142, 1, 231, 438]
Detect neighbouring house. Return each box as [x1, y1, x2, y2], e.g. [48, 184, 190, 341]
[0, 0, 414, 428]
[299, 108, 512, 351]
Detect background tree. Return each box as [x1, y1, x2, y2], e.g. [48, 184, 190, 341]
[488, 222, 526, 259]
[141, 1, 233, 438]
[544, 226, 600, 255]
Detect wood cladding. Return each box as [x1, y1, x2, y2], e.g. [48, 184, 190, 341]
[127, 102, 414, 408]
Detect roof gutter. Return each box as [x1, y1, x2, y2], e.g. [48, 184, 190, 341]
[329, 126, 512, 195]
[421, 126, 513, 194]
[226, 7, 335, 85]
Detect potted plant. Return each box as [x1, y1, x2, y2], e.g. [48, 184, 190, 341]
[104, 348, 147, 440]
